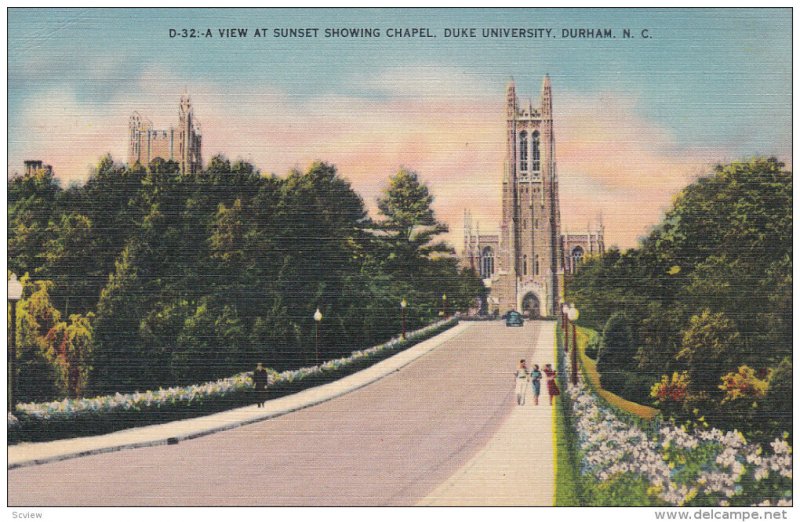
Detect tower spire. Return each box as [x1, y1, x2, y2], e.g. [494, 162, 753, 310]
[506, 78, 517, 118]
[541, 74, 552, 118]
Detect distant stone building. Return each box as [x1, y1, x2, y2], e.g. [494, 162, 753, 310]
[463, 211, 499, 280]
[23, 160, 52, 177]
[128, 93, 203, 174]
[562, 229, 604, 275]
[461, 77, 604, 317]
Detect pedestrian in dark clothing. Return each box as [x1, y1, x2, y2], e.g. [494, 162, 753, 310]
[253, 362, 269, 407]
[530, 364, 542, 405]
[543, 363, 560, 406]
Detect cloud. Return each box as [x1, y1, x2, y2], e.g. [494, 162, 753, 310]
[555, 91, 723, 247]
[9, 68, 755, 250]
[9, 88, 128, 184]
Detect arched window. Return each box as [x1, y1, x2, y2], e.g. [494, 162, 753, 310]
[523, 254, 528, 276]
[532, 131, 541, 172]
[519, 131, 528, 172]
[481, 246, 494, 278]
[571, 246, 584, 271]
[534, 254, 540, 275]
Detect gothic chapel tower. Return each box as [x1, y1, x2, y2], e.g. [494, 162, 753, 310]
[495, 76, 563, 317]
[178, 93, 203, 175]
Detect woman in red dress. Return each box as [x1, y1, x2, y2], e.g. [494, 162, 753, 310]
[543, 363, 560, 406]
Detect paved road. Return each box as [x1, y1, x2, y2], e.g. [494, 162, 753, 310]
[8, 321, 555, 506]
[419, 321, 555, 506]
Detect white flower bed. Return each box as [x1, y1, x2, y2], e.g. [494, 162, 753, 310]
[567, 379, 792, 506]
[13, 317, 457, 424]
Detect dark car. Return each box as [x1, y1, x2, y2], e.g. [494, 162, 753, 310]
[505, 311, 524, 327]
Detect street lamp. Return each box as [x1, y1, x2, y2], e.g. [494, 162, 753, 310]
[8, 274, 23, 413]
[567, 304, 580, 385]
[400, 298, 407, 339]
[561, 302, 570, 352]
[442, 293, 448, 318]
[314, 307, 323, 364]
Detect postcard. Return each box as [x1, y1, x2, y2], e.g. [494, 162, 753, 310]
[6, 7, 793, 512]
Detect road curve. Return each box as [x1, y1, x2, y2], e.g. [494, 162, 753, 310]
[8, 321, 552, 506]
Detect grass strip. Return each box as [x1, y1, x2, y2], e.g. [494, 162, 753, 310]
[553, 322, 582, 506]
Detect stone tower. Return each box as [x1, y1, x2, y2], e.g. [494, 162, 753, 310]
[461, 77, 603, 317]
[465, 76, 562, 317]
[496, 76, 563, 316]
[178, 93, 202, 175]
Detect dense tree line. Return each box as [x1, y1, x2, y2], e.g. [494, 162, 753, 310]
[8, 156, 484, 401]
[569, 158, 791, 438]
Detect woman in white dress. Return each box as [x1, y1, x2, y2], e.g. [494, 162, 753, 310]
[513, 359, 529, 405]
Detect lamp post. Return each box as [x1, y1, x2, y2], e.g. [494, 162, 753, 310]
[400, 298, 407, 339]
[442, 293, 447, 318]
[313, 308, 322, 364]
[8, 274, 23, 413]
[561, 302, 570, 353]
[567, 305, 580, 385]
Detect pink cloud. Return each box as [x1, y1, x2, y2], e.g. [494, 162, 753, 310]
[555, 91, 724, 247]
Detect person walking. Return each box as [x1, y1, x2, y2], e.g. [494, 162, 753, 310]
[253, 362, 269, 408]
[530, 364, 542, 406]
[543, 363, 560, 406]
[513, 359, 529, 406]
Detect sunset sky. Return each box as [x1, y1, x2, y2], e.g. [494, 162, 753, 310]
[7, 8, 791, 250]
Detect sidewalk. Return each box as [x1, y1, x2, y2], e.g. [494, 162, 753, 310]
[417, 322, 555, 506]
[8, 322, 472, 470]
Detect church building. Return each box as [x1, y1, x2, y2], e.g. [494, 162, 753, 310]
[128, 93, 203, 175]
[462, 76, 603, 317]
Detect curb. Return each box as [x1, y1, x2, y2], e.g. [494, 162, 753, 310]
[8, 322, 472, 470]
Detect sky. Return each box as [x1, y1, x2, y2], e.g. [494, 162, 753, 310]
[7, 8, 792, 250]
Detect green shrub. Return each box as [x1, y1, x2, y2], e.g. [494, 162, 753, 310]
[763, 357, 792, 439]
[598, 312, 636, 389]
[585, 335, 601, 359]
[598, 368, 655, 406]
[582, 473, 659, 507]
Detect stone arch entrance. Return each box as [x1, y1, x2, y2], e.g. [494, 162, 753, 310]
[521, 292, 541, 319]
[571, 246, 585, 272]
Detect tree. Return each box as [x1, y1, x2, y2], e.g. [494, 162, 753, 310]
[569, 158, 791, 435]
[677, 308, 740, 401]
[375, 168, 452, 273]
[148, 157, 180, 175]
[12, 275, 62, 402]
[205, 154, 232, 175]
[8, 164, 62, 276]
[210, 199, 247, 266]
[39, 212, 94, 315]
[44, 313, 94, 398]
[765, 357, 792, 436]
[10, 154, 482, 399]
[597, 312, 636, 390]
[90, 245, 148, 393]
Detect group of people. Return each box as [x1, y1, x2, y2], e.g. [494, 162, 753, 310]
[514, 360, 559, 406]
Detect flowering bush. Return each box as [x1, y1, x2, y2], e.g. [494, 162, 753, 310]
[10, 317, 458, 441]
[719, 365, 769, 403]
[568, 378, 792, 506]
[650, 371, 690, 403]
